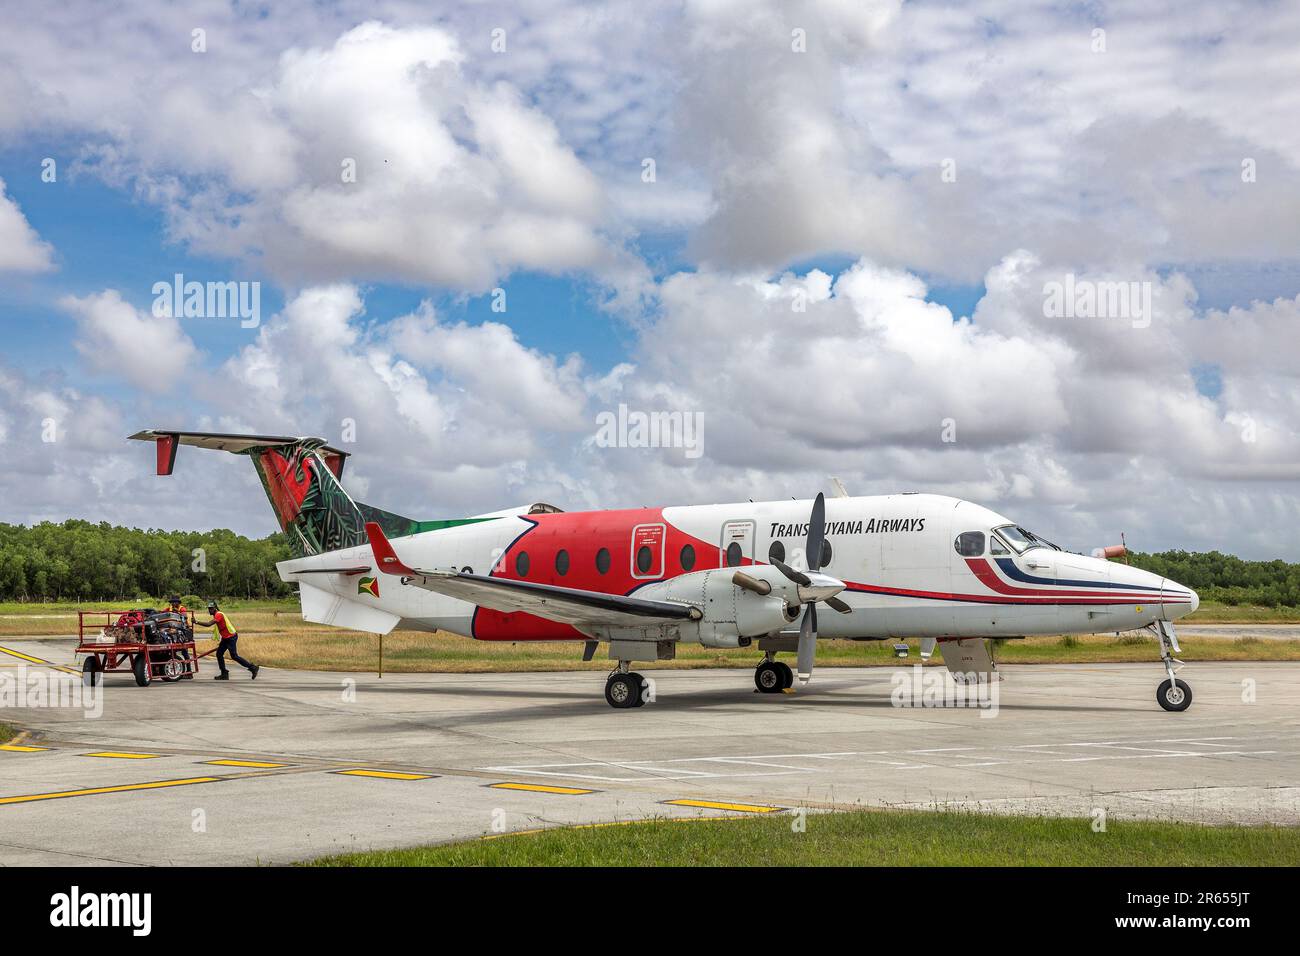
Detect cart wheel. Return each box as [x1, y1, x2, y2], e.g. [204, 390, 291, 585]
[82, 655, 102, 687]
[162, 658, 182, 682]
[132, 654, 151, 687]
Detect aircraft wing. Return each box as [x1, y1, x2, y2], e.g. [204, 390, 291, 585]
[364, 522, 701, 630]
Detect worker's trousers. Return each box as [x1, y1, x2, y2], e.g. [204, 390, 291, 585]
[217, 636, 254, 674]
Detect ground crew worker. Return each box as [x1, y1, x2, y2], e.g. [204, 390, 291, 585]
[193, 601, 260, 681]
[167, 595, 194, 669]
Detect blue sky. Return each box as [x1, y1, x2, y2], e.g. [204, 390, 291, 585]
[1, 2, 1298, 559]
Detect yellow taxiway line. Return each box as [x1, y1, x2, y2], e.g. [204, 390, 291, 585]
[489, 782, 595, 795]
[0, 644, 79, 674]
[333, 769, 435, 780]
[0, 776, 222, 806]
[663, 798, 782, 813]
[0, 744, 49, 753]
[204, 759, 290, 768]
[82, 751, 163, 760]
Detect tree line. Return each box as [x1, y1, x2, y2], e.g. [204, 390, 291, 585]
[0, 520, 295, 602]
[1128, 550, 1300, 608]
[1, 521, 1298, 608]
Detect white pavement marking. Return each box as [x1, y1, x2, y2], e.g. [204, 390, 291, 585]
[478, 735, 1295, 782]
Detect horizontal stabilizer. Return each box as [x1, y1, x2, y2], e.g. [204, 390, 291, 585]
[285, 566, 372, 576]
[129, 429, 349, 476]
[298, 582, 399, 635]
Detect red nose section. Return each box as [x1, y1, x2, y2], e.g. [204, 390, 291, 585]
[364, 522, 418, 576]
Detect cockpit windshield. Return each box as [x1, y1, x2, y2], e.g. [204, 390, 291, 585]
[993, 525, 1061, 554]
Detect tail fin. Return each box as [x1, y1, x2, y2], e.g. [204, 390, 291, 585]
[129, 430, 426, 557]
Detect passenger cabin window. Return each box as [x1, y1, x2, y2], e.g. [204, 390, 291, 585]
[595, 548, 611, 574]
[768, 540, 785, 563]
[555, 549, 570, 576]
[636, 546, 653, 574]
[679, 544, 696, 571]
[725, 541, 743, 567]
[819, 540, 832, 568]
[515, 551, 531, 576]
[954, 531, 985, 557]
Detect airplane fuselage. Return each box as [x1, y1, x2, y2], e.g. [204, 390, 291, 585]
[282, 493, 1199, 643]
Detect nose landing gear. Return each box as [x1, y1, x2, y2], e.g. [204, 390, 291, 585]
[1150, 620, 1192, 712]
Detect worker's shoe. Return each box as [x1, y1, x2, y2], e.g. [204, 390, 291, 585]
[250, 664, 260, 680]
[214, 672, 230, 680]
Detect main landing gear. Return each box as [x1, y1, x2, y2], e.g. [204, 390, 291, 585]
[605, 663, 648, 709]
[754, 656, 793, 693]
[1151, 620, 1192, 712]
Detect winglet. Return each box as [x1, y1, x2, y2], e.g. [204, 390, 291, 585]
[365, 522, 419, 576]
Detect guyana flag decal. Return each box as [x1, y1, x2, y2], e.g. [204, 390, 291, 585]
[358, 576, 379, 598]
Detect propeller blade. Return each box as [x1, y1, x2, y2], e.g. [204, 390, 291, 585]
[796, 603, 817, 683]
[825, 595, 852, 614]
[919, 637, 936, 660]
[732, 570, 772, 595]
[770, 557, 811, 587]
[805, 492, 826, 571]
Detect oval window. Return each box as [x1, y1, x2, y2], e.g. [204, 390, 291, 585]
[954, 531, 985, 557]
[555, 549, 570, 576]
[595, 547, 611, 574]
[679, 544, 696, 571]
[820, 540, 833, 568]
[725, 541, 743, 567]
[636, 545, 652, 574]
[768, 540, 785, 564]
[515, 551, 530, 577]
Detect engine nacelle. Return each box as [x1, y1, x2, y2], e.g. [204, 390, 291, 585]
[638, 567, 799, 648]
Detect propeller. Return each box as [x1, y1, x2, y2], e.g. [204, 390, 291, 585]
[769, 492, 851, 685]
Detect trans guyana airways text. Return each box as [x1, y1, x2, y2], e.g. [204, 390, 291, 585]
[769, 518, 926, 537]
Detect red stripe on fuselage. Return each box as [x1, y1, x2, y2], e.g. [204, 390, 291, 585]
[964, 558, 1166, 601]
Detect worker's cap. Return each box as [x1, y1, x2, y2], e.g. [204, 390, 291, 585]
[168, 595, 181, 604]
[206, 601, 218, 610]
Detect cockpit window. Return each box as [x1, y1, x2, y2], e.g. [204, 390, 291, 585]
[954, 531, 985, 557]
[993, 525, 1060, 554]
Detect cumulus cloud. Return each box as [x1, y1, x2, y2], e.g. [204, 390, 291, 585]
[62, 290, 198, 392]
[0, 178, 54, 271]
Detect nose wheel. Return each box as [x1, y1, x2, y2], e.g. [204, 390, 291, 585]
[1157, 678, 1192, 712]
[1151, 620, 1192, 712]
[755, 658, 793, 693]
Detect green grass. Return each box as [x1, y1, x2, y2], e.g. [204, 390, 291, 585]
[0, 722, 17, 745]
[306, 809, 1300, 867]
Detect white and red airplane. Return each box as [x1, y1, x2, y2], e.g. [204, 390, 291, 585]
[132, 430, 1200, 711]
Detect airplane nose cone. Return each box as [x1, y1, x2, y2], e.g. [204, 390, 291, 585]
[1162, 578, 1199, 619]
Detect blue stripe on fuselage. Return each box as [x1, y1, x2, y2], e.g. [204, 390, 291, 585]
[994, 557, 1188, 596]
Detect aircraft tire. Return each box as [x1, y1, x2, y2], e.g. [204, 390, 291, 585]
[605, 673, 639, 709]
[777, 661, 794, 689]
[755, 661, 785, 693]
[1156, 678, 1192, 712]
